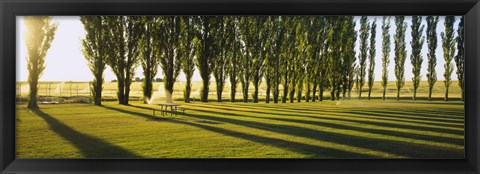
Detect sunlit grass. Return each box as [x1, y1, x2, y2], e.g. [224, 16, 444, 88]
[16, 100, 464, 158]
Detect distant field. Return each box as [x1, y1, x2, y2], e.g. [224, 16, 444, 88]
[16, 100, 464, 158]
[16, 80, 462, 102]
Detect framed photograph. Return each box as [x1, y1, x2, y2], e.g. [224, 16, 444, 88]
[1, 0, 479, 173]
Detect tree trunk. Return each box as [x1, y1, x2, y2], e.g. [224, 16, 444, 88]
[230, 79, 236, 102]
[28, 78, 39, 109]
[382, 86, 386, 101]
[184, 79, 191, 103]
[201, 79, 209, 102]
[428, 86, 433, 101]
[319, 83, 324, 101]
[266, 83, 271, 103]
[216, 81, 223, 102]
[445, 87, 449, 101]
[282, 81, 288, 103]
[273, 80, 279, 103]
[143, 75, 152, 104]
[312, 83, 317, 102]
[243, 81, 249, 103]
[413, 88, 417, 101]
[289, 88, 295, 103]
[117, 78, 125, 104]
[124, 78, 132, 105]
[296, 87, 302, 103]
[253, 81, 259, 103]
[305, 83, 311, 102]
[94, 76, 103, 106]
[396, 88, 400, 101]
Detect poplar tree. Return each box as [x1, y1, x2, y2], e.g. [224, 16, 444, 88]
[123, 17, 143, 105]
[394, 16, 407, 100]
[342, 17, 357, 100]
[81, 16, 107, 106]
[271, 16, 286, 103]
[25, 16, 58, 109]
[157, 16, 183, 103]
[104, 16, 143, 105]
[381, 16, 391, 100]
[367, 19, 376, 100]
[194, 16, 217, 102]
[139, 16, 158, 104]
[410, 16, 425, 101]
[251, 17, 269, 103]
[212, 17, 227, 102]
[180, 16, 196, 103]
[226, 16, 241, 102]
[327, 17, 344, 100]
[441, 16, 456, 101]
[426, 16, 439, 101]
[239, 16, 255, 103]
[358, 16, 370, 99]
[455, 16, 464, 101]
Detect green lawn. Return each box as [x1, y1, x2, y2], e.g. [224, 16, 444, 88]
[16, 100, 464, 158]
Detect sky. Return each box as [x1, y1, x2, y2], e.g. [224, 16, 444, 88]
[16, 16, 462, 82]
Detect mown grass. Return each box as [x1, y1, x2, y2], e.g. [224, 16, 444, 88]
[16, 100, 464, 158]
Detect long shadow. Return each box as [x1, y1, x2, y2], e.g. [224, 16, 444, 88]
[355, 107, 464, 119]
[217, 102, 465, 120]
[180, 108, 463, 158]
[201, 103, 465, 129]
[102, 106, 373, 158]
[213, 103, 464, 123]
[101, 105, 175, 122]
[185, 106, 464, 146]
[192, 104, 464, 136]
[32, 109, 141, 158]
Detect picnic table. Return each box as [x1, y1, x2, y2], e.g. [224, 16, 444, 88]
[153, 103, 184, 117]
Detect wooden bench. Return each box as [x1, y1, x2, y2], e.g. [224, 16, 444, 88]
[153, 109, 168, 117]
[178, 108, 186, 114]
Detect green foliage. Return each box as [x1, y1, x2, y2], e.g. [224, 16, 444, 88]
[367, 19, 377, 100]
[80, 16, 107, 106]
[139, 16, 159, 104]
[24, 16, 58, 109]
[381, 16, 391, 100]
[358, 16, 370, 99]
[194, 16, 218, 102]
[426, 16, 439, 101]
[179, 16, 196, 103]
[394, 16, 407, 100]
[455, 17, 464, 101]
[410, 16, 425, 101]
[441, 16, 456, 101]
[225, 16, 242, 102]
[104, 16, 143, 105]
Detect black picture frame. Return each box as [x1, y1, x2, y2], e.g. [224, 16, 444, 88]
[1, 0, 479, 173]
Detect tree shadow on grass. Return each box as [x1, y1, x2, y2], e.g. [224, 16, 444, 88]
[189, 105, 464, 146]
[216, 102, 464, 120]
[195, 103, 464, 128]
[32, 109, 141, 158]
[101, 106, 374, 158]
[192, 104, 465, 136]
[182, 107, 464, 158]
